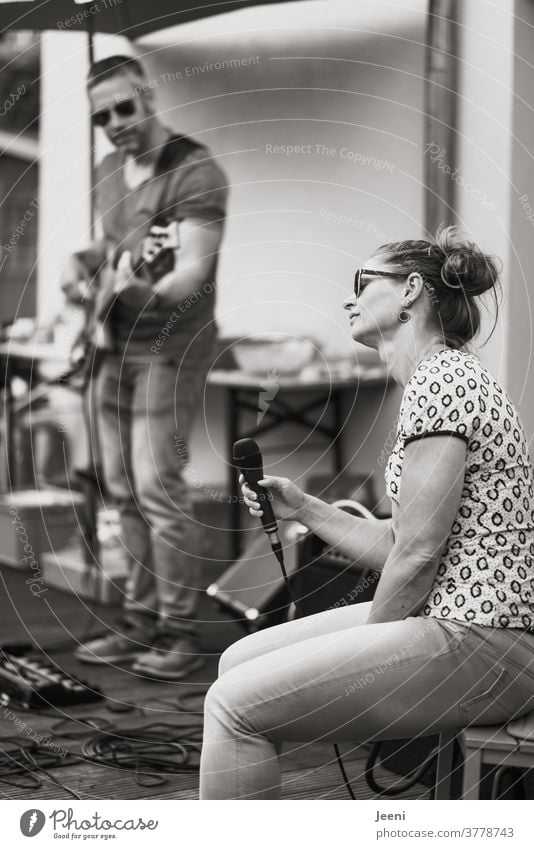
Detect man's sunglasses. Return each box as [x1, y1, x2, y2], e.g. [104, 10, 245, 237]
[92, 98, 137, 128]
[353, 268, 408, 299]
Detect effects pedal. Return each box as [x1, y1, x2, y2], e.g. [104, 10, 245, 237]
[0, 643, 104, 709]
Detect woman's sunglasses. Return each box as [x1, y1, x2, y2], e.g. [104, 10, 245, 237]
[92, 98, 137, 128]
[353, 268, 408, 299]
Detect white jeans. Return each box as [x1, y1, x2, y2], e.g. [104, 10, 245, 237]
[199, 602, 534, 799]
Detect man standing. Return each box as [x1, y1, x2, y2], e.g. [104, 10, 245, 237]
[61, 56, 227, 680]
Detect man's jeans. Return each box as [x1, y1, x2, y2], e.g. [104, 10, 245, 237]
[199, 602, 534, 799]
[93, 352, 210, 638]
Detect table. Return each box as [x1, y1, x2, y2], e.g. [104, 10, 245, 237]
[207, 366, 389, 559]
[1, 346, 390, 561]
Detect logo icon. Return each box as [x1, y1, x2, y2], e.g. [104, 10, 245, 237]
[20, 810, 46, 837]
[257, 369, 280, 425]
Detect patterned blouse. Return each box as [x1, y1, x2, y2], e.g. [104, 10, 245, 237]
[385, 349, 534, 629]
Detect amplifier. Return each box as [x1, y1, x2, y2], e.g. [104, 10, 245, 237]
[206, 526, 300, 631]
[206, 499, 381, 629]
[292, 499, 380, 617]
[0, 643, 104, 709]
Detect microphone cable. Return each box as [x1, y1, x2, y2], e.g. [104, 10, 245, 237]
[232, 437, 356, 798]
[264, 537, 357, 800]
[364, 740, 439, 796]
[273, 528, 435, 799]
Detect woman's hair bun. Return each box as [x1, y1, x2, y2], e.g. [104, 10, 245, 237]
[436, 225, 500, 297]
[374, 225, 502, 347]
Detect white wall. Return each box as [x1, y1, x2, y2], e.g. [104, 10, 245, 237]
[38, 1, 428, 499]
[137, 0, 426, 497]
[138, 1, 426, 355]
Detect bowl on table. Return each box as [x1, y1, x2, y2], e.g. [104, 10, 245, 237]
[232, 333, 317, 376]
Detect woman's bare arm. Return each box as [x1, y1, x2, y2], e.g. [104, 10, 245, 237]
[296, 495, 395, 572]
[242, 473, 395, 572]
[366, 434, 466, 624]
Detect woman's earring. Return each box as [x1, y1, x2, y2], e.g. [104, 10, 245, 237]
[398, 310, 411, 323]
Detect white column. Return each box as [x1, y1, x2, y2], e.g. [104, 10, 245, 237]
[37, 30, 129, 324]
[506, 0, 534, 441]
[455, 0, 514, 382]
[37, 31, 92, 324]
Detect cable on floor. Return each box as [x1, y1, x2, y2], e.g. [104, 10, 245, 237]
[0, 737, 81, 799]
[80, 721, 203, 787]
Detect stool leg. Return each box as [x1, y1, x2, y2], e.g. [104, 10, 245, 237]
[462, 748, 483, 799]
[434, 731, 457, 799]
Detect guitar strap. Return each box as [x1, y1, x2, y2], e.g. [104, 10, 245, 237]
[151, 132, 205, 224]
[155, 132, 204, 177]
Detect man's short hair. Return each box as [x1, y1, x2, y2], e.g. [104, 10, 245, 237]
[87, 55, 146, 89]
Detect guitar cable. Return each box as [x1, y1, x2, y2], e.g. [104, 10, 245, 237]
[41, 352, 111, 655]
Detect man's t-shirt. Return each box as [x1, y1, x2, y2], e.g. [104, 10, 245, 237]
[79, 132, 228, 361]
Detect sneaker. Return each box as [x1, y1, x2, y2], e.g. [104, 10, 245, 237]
[131, 634, 205, 681]
[74, 619, 157, 665]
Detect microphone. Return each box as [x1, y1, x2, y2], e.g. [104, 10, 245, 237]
[232, 438, 280, 547]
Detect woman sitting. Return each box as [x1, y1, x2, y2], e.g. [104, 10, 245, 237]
[199, 226, 534, 800]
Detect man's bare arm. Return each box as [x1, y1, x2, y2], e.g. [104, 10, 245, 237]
[152, 218, 223, 306]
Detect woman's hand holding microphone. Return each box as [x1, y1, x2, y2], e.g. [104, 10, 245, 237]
[239, 474, 307, 523]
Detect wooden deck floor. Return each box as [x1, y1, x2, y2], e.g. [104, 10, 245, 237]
[0, 564, 431, 801]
